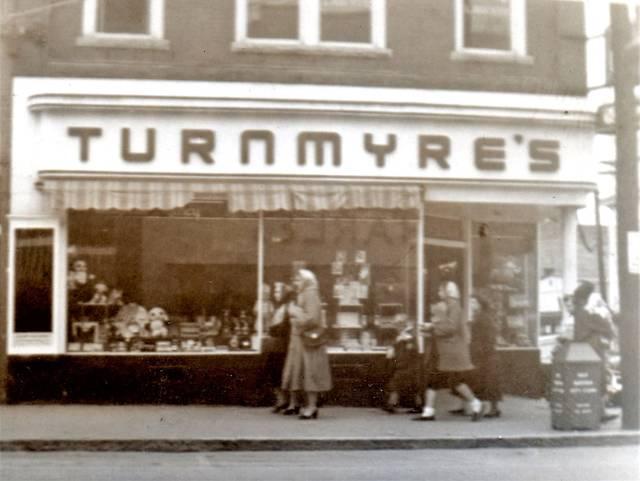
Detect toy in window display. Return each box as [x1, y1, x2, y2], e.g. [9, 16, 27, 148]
[88, 281, 110, 305]
[107, 287, 124, 307]
[148, 307, 169, 338]
[67, 259, 95, 304]
[113, 303, 150, 346]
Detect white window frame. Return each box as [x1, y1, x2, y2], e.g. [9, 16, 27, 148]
[452, 0, 532, 64]
[7, 217, 66, 355]
[234, 0, 390, 57]
[77, 0, 169, 49]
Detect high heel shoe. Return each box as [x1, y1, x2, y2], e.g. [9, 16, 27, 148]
[272, 403, 288, 414]
[381, 404, 397, 414]
[299, 408, 318, 420]
[282, 406, 300, 416]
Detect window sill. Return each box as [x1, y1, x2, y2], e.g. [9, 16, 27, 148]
[450, 50, 534, 65]
[76, 35, 170, 50]
[232, 40, 392, 58]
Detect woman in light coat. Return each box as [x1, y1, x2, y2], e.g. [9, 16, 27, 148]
[281, 268, 332, 419]
[415, 281, 483, 421]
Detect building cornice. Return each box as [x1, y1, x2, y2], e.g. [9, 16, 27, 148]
[16, 77, 595, 128]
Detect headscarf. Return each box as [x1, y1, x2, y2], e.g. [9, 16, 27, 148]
[295, 268, 318, 291]
[444, 281, 460, 299]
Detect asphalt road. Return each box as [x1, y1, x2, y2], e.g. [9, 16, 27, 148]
[1, 446, 639, 481]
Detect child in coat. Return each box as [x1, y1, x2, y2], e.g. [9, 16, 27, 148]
[382, 321, 421, 413]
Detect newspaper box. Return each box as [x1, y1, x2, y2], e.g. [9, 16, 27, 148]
[550, 342, 602, 430]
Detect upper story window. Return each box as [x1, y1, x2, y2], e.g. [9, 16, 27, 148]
[78, 0, 168, 49]
[453, 0, 531, 63]
[235, 0, 389, 56]
[97, 0, 150, 34]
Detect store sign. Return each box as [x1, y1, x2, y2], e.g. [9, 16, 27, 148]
[63, 126, 561, 175]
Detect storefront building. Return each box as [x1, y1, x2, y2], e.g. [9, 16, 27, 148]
[3, 0, 596, 403]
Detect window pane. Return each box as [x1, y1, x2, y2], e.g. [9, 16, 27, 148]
[98, 0, 149, 34]
[472, 221, 538, 348]
[463, 0, 511, 50]
[264, 212, 417, 351]
[67, 211, 259, 353]
[425, 216, 464, 241]
[248, 0, 298, 40]
[321, 0, 371, 43]
[14, 229, 54, 333]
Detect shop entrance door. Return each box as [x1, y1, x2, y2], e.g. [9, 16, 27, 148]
[424, 243, 466, 318]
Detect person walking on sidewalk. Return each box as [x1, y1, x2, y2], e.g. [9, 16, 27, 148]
[468, 291, 502, 418]
[281, 268, 332, 420]
[381, 320, 421, 414]
[414, 280, 483, 422]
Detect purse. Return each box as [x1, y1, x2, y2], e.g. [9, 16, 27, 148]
[300, 325, 328, 348]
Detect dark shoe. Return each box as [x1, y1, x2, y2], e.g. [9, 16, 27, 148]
[299, 409, 318, 420]
[272, 403, 288, 414]
[406, 407, 422, 414]
[471, 411, 483, 422]
[601, 413, 619, 423]
[448, 408, 466, 416]
[412, 415, 436, 421]
[382, 404, 397, 414]
[283, 406, 300, 416]
[484, 409, 501, 419]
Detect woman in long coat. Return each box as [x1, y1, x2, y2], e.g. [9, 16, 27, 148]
[468, 293, 502, 417]
[281, 268, 332, 419]
[415, 281, 483, 421]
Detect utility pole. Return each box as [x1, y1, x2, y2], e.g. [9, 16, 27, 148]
[0, 0, 14, 404]
[610, 2, 639, 430]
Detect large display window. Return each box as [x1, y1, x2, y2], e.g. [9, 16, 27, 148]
[60, 209, 539, 354]
[66, 209, 259, 353]
[263, 210, 418, 352]
[472, 221, 538, 347]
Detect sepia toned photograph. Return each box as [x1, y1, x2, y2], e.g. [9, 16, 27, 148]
[0, 0, 638, 480]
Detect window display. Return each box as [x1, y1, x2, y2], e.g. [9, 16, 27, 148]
[264, 211, 418, 352]
[66, 210, 259, 353]
[472, 221, 538, 347]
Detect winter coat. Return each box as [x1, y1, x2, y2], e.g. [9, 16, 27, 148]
[281, 285, 332, 393]
[573, 307, 616, 359]
[469, 311, 502, 401]
[431, 298, 474, 372]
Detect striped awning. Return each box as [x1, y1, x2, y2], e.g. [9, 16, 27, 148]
[38, 174, 422, 212]
[39, 178, 228, 211]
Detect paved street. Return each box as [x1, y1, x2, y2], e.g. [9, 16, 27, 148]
[1, 447, 638, 481]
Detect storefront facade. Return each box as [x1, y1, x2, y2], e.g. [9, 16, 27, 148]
[6, 76, 595, 403]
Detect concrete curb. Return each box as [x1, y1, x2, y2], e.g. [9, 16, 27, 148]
[1, 433, 638, 452]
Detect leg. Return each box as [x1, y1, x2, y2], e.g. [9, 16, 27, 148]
[383, 391, 399, 413]
[413, 388, 437, 420]
[300, 391, 319, 419]
[453, 382, 482, 421]
[283, 391, 300, 415]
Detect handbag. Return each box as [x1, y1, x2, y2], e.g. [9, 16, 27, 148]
[300, 325, 328, 348]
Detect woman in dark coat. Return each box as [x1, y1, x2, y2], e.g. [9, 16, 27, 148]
[468, 293, 502, 418]
[260, 282, 292, 413]
[414, 281, 483, 421]
[281, 268, 332, 419]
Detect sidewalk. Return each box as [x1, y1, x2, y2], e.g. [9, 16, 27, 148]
[0, 396, 637, 452]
